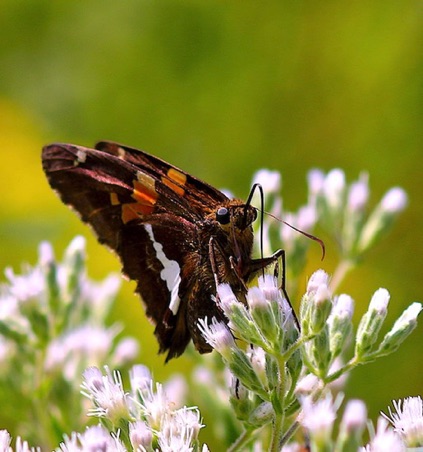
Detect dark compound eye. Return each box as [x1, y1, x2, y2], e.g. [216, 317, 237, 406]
[216, 207, 230, 225]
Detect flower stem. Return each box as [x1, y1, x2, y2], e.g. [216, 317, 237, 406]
[228, 428, 255, 452]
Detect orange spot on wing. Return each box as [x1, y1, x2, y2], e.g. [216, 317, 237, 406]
[132, 179, 158, 206]
[162, 168, 186, 196]
[122, 202, 154, 223]
[110, 193, 120, 205]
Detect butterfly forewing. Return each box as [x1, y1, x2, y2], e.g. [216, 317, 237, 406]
[95, 141, 229, 213]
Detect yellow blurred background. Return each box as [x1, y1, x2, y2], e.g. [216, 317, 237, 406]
[1, 0, 422, 433]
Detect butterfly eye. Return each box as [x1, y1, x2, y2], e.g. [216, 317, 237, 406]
[216, 207, 230, 225]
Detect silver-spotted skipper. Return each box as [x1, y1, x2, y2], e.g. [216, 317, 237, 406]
[42, 142, 282, 360]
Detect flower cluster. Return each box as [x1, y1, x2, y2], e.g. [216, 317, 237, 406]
[192, 168, 419, 450]
[294, 394, 423, 451]
[252, 168, 408, 292]
[0, 237, 138, 448]
[0, 166, 420, 451]
[73, 365, 206, 451]
[198, 270, 421, 450]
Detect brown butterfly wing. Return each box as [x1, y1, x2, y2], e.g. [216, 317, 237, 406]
[42, 143, 228, 359]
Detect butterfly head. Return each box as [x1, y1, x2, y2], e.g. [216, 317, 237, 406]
[215, 202, 257, 232]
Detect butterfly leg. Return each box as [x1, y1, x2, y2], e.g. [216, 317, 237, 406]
[228, 255, 249, 291]
[208, 236, 221, 292]
[208, 237, 248, 294]
[249, 249, 300, 330]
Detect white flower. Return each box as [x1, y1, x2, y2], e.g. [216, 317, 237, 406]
[323, 169, 346, 211]
[38, 241, 55, 267]
[306, 270, 330, 294]
[60, 425, 125, 452]
[362, 417, 405, 451]
[81, 367, 130, 423]
[369, 289, 390, 315]
[294, 374, 322, 396]
[158, 406, 204, 452]
[4, 266, 45, 304]
[347, 174, 369, 212]
[300, 394, 338, 440]
[14, 437, 40, 452]
[129, 420, 152, 451]
[137, 382, 171, 430]
[0, 430, 11, 451]
[390, 302, 422, 333]
[307, 169, 325, 200]
[280, 206, 316, 243]
[380, 187, 408, 213]
[164, 374, 188, 409]
[130, 364, 153, 395]
[45, 326, 120, 380]
[252, 169, 281, 194]
[329, 294, 354, 322]
[216, 284, 240, 317]
[341, 399, 367, 433]
[197, 317, 235, 359]
[247, 346, 266, 383]
[112, 337, 140, 366]
[257, 274, 279, 302]
[383, 396, 423, 447]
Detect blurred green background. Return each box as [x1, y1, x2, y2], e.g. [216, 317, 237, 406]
[1, 0, 422, 438]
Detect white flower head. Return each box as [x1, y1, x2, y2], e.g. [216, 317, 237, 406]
[81, 367, 130, 423]
[257, 274, 280, 302]
[323, 169, 346, 210]
[295, 374, 322, 396]
[38, 241, 55, 267]
[369, 288, 390, 315]
[307, 270, 330, 295]
[330, 294, 354, 321]
[252, 169, 281, 194]
[15, 437, 41, 452]
[164, 374, 188, 409]
[129, 420, 153, 451]
[45, 326, 120, 380]
[158, 406, 204, 452]
[216, 284, 240, 316]
[4, 266, 45, 305]
[0, 430, 11, 450]
[347, 174, 369, 212]
[300, 394, 338, 439]
[138, 382, 171, 430]
[66, 425, 125, 452]
[383, 396, 423, 447]
[363, 417, 406, 451]
[112, 337, 139, 366]
[307, 169, 325, 197]
[391, 302, 422, 332]
[130, 364, 153, 395]
[341, 399, 367, 433]
[197, 317, 235, 359]
[380, 187, 408, 213]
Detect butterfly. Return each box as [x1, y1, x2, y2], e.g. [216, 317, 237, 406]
[42, 141, 283, 361]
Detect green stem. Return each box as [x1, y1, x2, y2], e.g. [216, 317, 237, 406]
[325, 357, 359, 383]
[269, 354, 288, 452]
[269, 411, 284, 452]
[228, 428, 255, 452]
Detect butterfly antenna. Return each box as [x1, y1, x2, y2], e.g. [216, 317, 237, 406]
[244, 183, 265, 270]
[265, 211, 326, 260]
